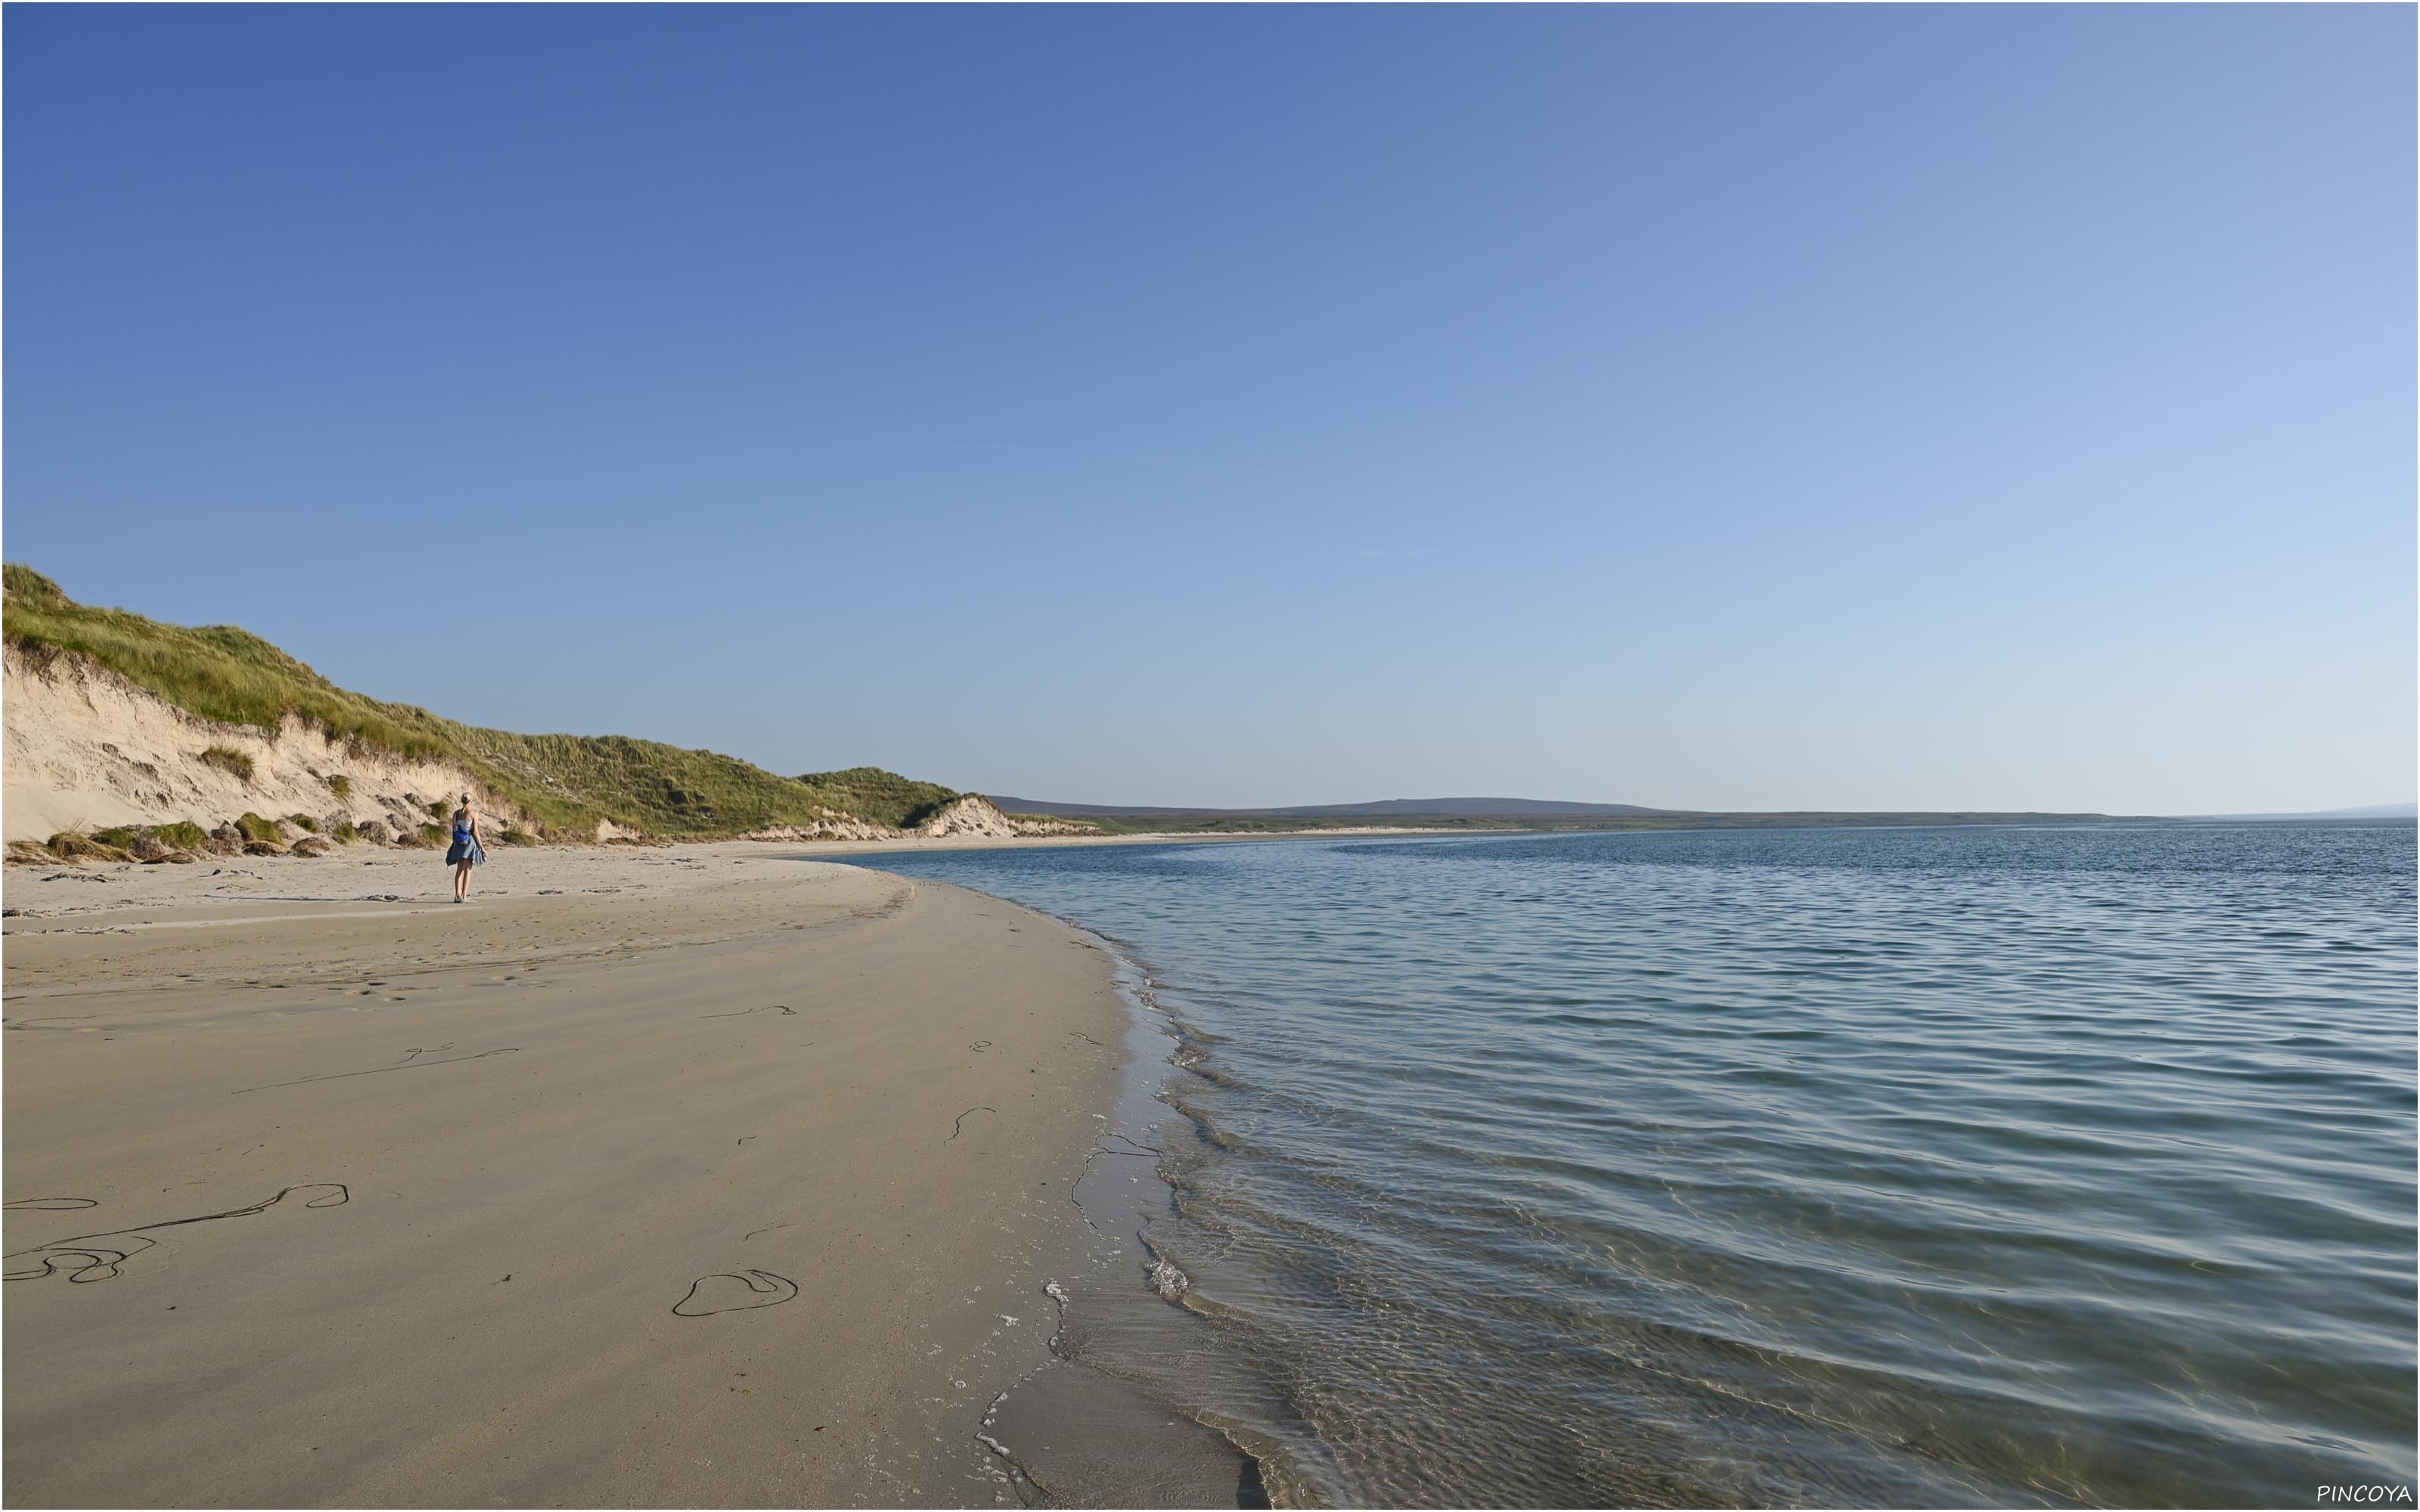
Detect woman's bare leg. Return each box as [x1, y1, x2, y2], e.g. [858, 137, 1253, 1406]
[455, 859, 472, 901]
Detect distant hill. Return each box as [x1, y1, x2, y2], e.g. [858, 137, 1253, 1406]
[2194, 802, 2418, 820]
[1279, 797, 1676, 817]
[994, 795, 1677, 819]
[991, 794, 2127, 834]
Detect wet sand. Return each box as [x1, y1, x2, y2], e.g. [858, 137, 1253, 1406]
[2, 848, 1200, 1506]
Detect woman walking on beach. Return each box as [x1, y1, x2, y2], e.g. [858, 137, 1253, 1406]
[447, 794, 486, 902]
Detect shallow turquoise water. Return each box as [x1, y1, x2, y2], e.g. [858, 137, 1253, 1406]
[851, 823, 2415, 1507]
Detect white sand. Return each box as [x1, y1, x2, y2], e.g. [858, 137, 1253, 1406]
[4, 846, 1134, 1506]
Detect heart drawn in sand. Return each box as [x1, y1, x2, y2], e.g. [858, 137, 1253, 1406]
[672, 1269, 799, 1317]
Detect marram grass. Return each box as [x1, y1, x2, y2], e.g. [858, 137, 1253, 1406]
[3, 565, 973, 838]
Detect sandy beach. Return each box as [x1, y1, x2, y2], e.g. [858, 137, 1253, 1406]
[2, 844, 1227, 1507]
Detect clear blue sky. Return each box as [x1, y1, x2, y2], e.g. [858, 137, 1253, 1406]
[7, 5, 2411, 813]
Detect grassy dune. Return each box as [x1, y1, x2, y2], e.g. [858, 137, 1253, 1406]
[2, 565, 967, 837]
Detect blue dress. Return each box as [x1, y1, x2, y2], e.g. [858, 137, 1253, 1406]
[445, 820, 485, 866]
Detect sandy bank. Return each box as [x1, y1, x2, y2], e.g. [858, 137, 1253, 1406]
[2, 850, 1190, 1506]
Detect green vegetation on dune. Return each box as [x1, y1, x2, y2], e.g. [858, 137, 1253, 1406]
[200, 745, 256, 782]
[151, 822, 213, 852]
[2, 565, 968, 838]
[6, 565, 453, 761]
[792, 767, 966, 830]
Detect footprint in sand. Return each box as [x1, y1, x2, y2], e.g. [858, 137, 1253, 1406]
[672, 1269, 798, 1316]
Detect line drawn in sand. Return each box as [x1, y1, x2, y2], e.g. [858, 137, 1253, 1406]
[5, 1198, 99, 1211]
[5, 1183, 349, 1284]
[231, 1048, 518, 1095]
[672, 1269, 798, 1315]
[697, 1005, 798, 1020]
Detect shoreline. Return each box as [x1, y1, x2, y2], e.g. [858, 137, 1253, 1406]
[0, 831, 1442, 932]
[836, 866, 1323, 1509]
[780, 825, 1469, 854]
[2, 847, 1244, 1506]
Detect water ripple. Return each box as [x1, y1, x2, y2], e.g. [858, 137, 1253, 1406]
[852, 823, 2416, 1507]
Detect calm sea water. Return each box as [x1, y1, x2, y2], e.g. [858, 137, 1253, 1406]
[851, 824, 2415, 1507]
